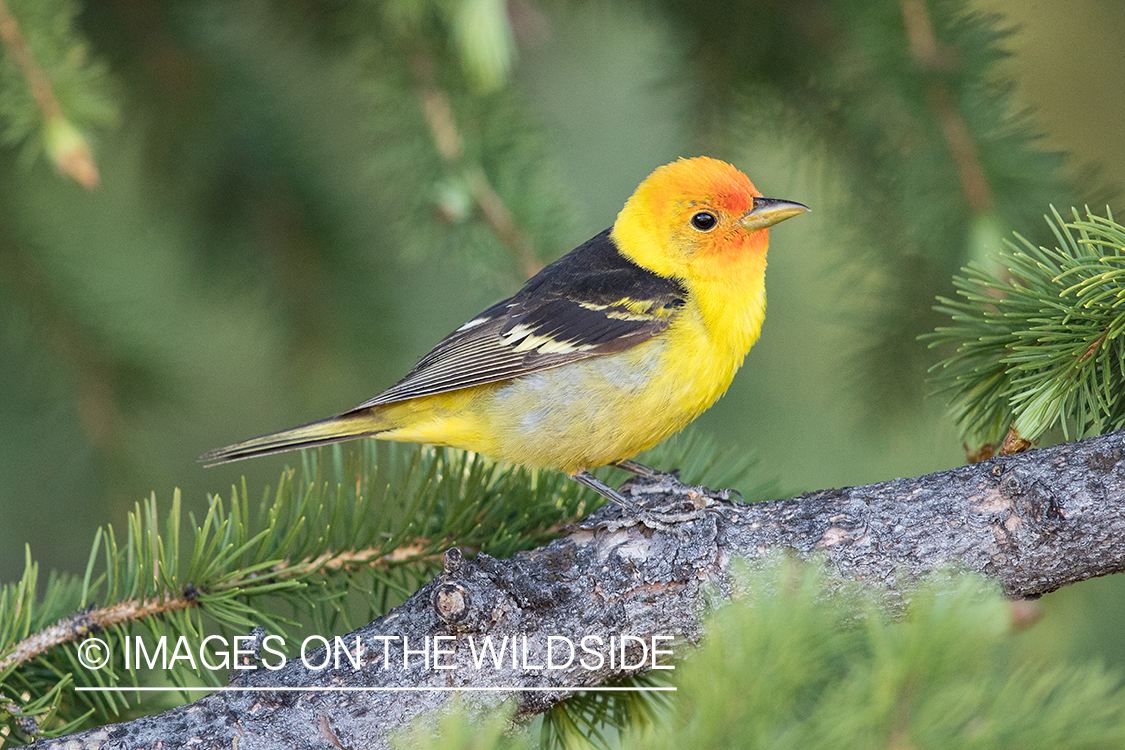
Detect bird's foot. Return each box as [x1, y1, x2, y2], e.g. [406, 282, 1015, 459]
[571, 469, 741, 532]
[622, 472, 742, 506]
[612, 458, 741, 505]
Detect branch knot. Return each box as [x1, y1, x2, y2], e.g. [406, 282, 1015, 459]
[432, 582, 470, 624]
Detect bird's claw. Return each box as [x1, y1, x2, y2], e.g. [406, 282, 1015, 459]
[621, 473, 736, 506]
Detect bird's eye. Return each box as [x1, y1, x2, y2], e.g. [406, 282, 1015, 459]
[690, 212, 717, 231]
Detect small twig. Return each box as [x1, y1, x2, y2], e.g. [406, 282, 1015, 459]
[467, 167, 541, 277]
[1079, 329, 1110, 364]
[416, 80, 464, 162]
[412, 55, 543, 278]
[901, 0, 992, 213]
[276, 540, 444, 577]
[925, 86, 993, 213]
[0, 597, 195, 674]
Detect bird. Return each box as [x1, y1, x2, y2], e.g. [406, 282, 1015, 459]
[201, 157, 808, 506]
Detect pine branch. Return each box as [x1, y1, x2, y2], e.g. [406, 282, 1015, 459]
[0, 598, 195, 676]
[929, 206, 1125, 452]
[26, 428, 1125, 750]
[0, 539, 447, 677]
[4, 439, 659, 740]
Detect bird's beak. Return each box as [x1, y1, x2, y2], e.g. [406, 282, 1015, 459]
[740, 197, 810, 231]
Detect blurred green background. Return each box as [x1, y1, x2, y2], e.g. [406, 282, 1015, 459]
[1, 0, 1123, 671]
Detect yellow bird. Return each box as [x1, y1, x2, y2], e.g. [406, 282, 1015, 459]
[202, 157, 808, 505]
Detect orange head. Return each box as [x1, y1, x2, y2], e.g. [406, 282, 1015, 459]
[611, 157, 807, 283]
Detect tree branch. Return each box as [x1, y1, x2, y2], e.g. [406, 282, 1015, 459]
[28, 430, 1125, 749]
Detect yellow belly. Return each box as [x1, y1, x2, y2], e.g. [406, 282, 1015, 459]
[378, 313, 751, 474]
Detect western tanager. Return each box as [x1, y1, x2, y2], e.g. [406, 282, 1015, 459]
[202, 157, 808, 505]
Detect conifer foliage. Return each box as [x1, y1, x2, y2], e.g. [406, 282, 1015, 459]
[930, 208, 1125, 450]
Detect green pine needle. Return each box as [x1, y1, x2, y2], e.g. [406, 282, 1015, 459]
[928, 206, 1125, 447]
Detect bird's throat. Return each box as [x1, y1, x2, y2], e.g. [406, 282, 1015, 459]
[690, 252, 768, 360]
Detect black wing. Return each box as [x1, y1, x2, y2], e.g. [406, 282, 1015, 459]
[351, 229, 686, 410]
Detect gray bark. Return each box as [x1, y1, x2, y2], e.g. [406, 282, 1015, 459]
[33, 430, 1125, 749]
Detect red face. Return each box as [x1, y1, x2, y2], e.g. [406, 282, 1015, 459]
[613, 156, 803, 282]
[656, 160, 769, 269]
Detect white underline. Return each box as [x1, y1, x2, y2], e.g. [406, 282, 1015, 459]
[75, 686, 675, 693]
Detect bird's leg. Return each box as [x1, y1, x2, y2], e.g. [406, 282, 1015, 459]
[610, 458, 668, 479]
[569, 470, 631, 508]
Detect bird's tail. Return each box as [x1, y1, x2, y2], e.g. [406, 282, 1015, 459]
[199, 410, 390, 466]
